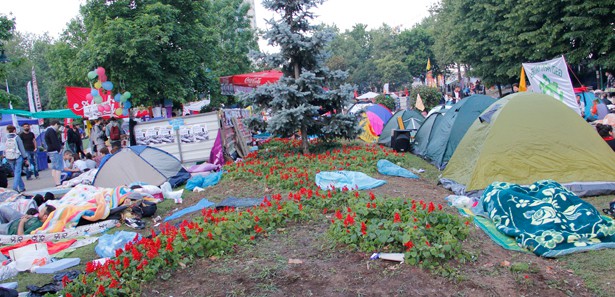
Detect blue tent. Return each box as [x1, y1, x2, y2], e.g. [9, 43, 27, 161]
[0, 114, 38, 126]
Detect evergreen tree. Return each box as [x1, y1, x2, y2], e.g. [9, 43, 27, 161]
[247, 0, 360, 154]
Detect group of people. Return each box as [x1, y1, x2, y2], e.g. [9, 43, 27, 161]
[2, 117, 126, 192]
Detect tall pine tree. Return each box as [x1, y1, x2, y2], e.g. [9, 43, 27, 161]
[247, 0, 360, 154]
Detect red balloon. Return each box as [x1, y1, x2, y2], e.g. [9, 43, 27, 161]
[96, 67, 105, 76]
[103, 104, 111, 112]
[85, 94, 93, 102]
[97, 105, 105, 112]
[99, 74, 107, 83]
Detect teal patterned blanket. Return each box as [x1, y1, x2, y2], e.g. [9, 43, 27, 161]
[482, 180, 615, 257]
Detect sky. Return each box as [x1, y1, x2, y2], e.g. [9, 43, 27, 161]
[1, 0, 437, 38]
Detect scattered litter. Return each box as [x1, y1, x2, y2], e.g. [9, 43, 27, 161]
[26, 270, 79, 297]
[193, 186, 205, 193]
[174, 198, 183, 204]
[500, 260, 510, 267]
[9, 243, 50, 272]
[370, 253, 404, 263]
[288, 259, 303, 264]
[95, 231, 141, 258]
[153, 216, 162, 224]
[445, 195, 479, 209]
[0, 282, 17, 290]
[91, 258, 110, 266]
[377, 160, 419, 179]
[33, 258, 81, 274]
[185, 171, 223, 191]
[0, 262, 18, 282]
[411, 168, 425, 173]
[161, 182, 184, 200]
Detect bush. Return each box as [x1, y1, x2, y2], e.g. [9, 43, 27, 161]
[374, 94, 396, 111]
[409, 86, 442, 111]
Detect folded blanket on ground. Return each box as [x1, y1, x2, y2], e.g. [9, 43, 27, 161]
[377, 160, 419, 179]
[315, 171, 386, 191]
[62, 169, 97, 187]
[483, 180, 615, 257]
[34, 185, 128, 234]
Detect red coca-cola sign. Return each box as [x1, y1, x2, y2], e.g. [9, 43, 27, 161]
[229, 70, 283, 87]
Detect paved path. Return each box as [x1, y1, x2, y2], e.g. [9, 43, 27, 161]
[7, 163, 57, 192]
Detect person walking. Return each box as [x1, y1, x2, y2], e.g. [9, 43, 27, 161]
[65, 125, 79, 154]
[4, 125, 28, 193]
[18, 123, 39, 180]
[105, 118, 123, 148]
[91, 119, 107, 154]
[72, 126, 86, 159]
[44, 121, 63, 186]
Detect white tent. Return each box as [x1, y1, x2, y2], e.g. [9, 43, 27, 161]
[357, 92, 380, 100]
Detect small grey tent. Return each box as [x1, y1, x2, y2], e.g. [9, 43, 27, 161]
[93, 146, 190, 188]
[378, 109, 425, 147]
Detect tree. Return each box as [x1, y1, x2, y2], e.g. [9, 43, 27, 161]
[246, 0, 360, 154]
[410, 85, 441, 111]
[0, 14, 16, 106]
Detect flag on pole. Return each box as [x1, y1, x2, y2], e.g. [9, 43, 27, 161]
[519, 66, 527, 92]
[415, 93, 425, 111]
[8, 101, 19, 131]
[426, 58, 431, 71]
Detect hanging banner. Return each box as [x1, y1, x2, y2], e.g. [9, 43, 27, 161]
[27, 82, 36, 114]
[522, 56, 578, 115]
[65, 87, 122, 119]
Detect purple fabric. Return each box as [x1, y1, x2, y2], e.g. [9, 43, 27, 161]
[188, 163, 219, 173]
[365, 104, 392, 135]
[210, 130, 225, 166]
[366, 111, 385, 135]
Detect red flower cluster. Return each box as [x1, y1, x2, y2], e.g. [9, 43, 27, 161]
[393, 212, 401, 223]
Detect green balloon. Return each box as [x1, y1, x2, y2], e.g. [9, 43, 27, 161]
[124, 92, 132, 99]
[93, 96, 103, 104]
[87, 71, 98, 80]
[120, 94, 128, 103]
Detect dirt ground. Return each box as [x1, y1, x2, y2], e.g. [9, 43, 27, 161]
[142, 175, 597, 297]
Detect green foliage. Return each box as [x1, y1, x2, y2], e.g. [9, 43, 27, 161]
[246, 0, 360, 153]
[410, 85, 441, 111]
[374, 94, 395, 111]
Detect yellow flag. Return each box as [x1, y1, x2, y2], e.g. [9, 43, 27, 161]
[426, 58, 431, 71]
[519, 66, 527, 92]
[415, 93, 425, 111]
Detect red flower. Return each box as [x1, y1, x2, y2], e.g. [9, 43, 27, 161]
[371, 203, 377, 208]
[335, 210, 343, 220]
[123, 257, 130, 269]
[366, 203, 371, 209]
[323, 208, 328, 214]
[413, 217, 418, 222]
[343, 214, 355, 227]
[62, 275, 70, 287]
[66, 294, 73, 297]
[438, 204, 443, 211]
[254, 215, 260, 223]
[524, 275, 529, 279]
[369, 192, 375, 200]
[354, 191, 359, 198]
[361, 222, 367, 236]
[97, 284, 105, 295]
[428, 202, 435, 213]
[299, 204, 303, 211]
[85, 261, 95, 274]
[110, 278, 119, 288]
[114, 248, 123, 258]
[465, 220, 470, 226]
[404, 241, 414, 251]
[254, 225, 263, 233]
[166, 242, 174, 252]
[250, 236, 255, 241]
[208, 231, 214, 239]
[393, 213, 401, 223]
[426, 223, 431, 229]
[425, 240, 431, 247]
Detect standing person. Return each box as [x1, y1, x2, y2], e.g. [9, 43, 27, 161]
[105, 118, 123, 148]
[606, 71, 615, 90]
[453, 86, 464, 103]
[19, 123, 39, 180]
[91, 119, 107, 155]
[4, 125, 28, 193]
[72, 126, 85, 159]
[65, 125, 79, 154]
[44, 121, 63, 187]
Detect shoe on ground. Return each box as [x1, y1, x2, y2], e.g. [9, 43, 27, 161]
[125, 218, 145, 229]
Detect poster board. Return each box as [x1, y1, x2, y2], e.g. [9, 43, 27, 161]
[133, 112, 220, 163]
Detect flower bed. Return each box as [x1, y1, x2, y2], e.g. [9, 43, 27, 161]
[59, 140, 470, 296]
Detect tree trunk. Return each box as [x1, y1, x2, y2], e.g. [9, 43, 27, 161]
[300, 125, 309, 155]
[497, 83, 502, 98]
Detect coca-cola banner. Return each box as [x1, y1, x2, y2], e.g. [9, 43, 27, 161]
[219, 70, 283, 95]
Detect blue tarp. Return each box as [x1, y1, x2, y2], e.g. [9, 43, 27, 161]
[185, 171, 223, 191]
[315, 171, 386, 191]
[377, 160, 419, 179]
[164, 198, 215, 222]
[95, 231, 141, 258]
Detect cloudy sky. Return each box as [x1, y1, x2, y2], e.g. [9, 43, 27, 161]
[1, 0, 437, 39]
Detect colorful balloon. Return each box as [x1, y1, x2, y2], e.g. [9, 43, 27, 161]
[85, 94, 93, 102]
[87, 71, 98, 80]
[96, 67, 105, 76]
[94, 81, 102, 89]
[122, 109, 129, 116]
[103, 104, 111, 112]
[123, 92, 131, 99]
[115, 108, 123, 116]
[97, 105, 105, 112]
[90, 89, 99, 96]
[93, 96, 103, 104]
[102, 81, 113, 91]
[120, 94, 128, 103]
[99, 74, 107, 83]
[114, 93, 122, 102]
[123, 100, 132, 109]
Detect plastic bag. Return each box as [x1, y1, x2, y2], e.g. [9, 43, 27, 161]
[95, 231, 141, 258]
[160, 182, 183, 200]
[377, 160, 418, 179]
[8, 243, 50, 272]
[185, 171, 222, 191]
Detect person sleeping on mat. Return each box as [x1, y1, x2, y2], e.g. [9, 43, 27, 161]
[0, 205, 56, 235]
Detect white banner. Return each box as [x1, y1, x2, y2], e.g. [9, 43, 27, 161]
[27, 81, 36, 113]
[522, 56, 578, 115]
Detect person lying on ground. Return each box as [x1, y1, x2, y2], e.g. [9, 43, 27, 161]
[0, 205, 56, 235]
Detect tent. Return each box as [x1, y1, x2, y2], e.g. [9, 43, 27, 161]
[378, 109, 424, 146]
[411, 110, 447, 157]
[93, 146, 190, 188]
[427, 104, 452, 117]
[0, 114, 38, 126]
[420, 95, 497, 169]
[357, 92, 380, 100]
[441, 92, 615, 197]
[364, 104, 393, 135]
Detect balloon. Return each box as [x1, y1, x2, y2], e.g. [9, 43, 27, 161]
[114, 93, 122, 102]
[93, 96, 103, 104]
[87, 71, 97, 80]
[103, 104, 111, 112]
[94, 81, 102, 89]
[85, 94, 93, 101]
[123, 100, 132, 109]
[120, 94, 128, 103]
[99, 74, 107, 83]
[122, 109, 129, 116]
[91, 89, 99, 96]
[123, 92, 131, 99]
[115, 108, 123, 116]
[102, 81, 113, 91]
[96, 67, 105, 76]
[97, 105, 105, 112]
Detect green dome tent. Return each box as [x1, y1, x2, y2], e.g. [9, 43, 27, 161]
[377, 109, 424, 147]
[422, 95, 497, 169]
[441, 93, 615, 197]
[411, 110, 447, 157]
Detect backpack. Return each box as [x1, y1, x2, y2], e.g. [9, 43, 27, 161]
[110, 126, 120, 141]
[4, 136, 20, 160]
